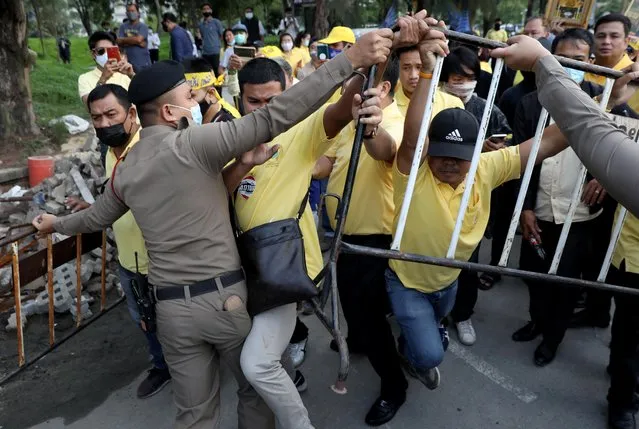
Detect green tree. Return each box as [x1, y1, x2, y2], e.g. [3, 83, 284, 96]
[71, 0, 112, 35]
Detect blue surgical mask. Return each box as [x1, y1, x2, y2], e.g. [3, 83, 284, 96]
[170, 104, 203, 125]
[328, 47, 342, 59]
[234, 33, 247, 45]
[563, 67, 585, 84]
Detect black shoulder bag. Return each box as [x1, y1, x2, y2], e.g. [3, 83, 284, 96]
[230, 191, 318, 316]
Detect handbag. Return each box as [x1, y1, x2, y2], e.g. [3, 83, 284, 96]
[230, 191, 319, 316]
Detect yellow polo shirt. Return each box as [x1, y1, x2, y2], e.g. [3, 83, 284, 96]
[389, 146, 521, 293]
[234, 105, 332, 279]
[325, 101, 404, 235]
[78, 68, 131, 98]
[586, 54, 639, 112]
[485, 29, 508, 43]
[283, 48, 305, 77]
[105, 130, 149, 274]
[612, 208, 639, 274]
[395, 85, 464, 118]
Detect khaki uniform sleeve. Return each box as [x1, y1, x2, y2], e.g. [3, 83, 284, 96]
[185, 54, 354, 174]
[536, 55, 639, 217]
[54, 180, 128, 235]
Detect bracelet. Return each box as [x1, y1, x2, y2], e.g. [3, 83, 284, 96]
[419, 71, 433, 80]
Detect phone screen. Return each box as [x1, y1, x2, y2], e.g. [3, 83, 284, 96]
[490, 134, 507, 140]
[106, 46, 121, 62]
[234, 47, 256, 59]
[317, 44, 330, 61]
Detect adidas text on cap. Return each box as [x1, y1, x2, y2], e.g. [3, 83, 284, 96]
[427, 108, 479, 161]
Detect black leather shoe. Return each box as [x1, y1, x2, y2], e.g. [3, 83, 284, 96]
[609, 407, 637, 429]
[534, 342, 558, 367]
[330, 338, 365, 354]
[570, 309, 610, 328]
[512, 321, 541, 342]
[365, 396, 406, 426]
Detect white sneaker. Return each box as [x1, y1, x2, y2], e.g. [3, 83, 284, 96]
[284, 338, 308, 368]
[456, 319, 477, 346]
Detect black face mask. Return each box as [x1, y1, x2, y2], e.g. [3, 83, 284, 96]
[494, 23, 501, 30]
[203, 12, 212, 18]
[162, 23, 169, 32]
[96, 121, 131, 148]
[199, 100, 210, 116]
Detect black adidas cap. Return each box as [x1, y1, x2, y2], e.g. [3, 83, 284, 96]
[427, 108, 479, 161]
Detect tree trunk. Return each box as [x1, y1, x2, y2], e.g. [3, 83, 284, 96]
[539, 0, 546, 16]
[72, 0, 92, 36]
[154, 0, 163, 32]
[31, 0, 46, 56]
[313, 0, 328, 38]
[0, 0, 40, 140]
[526, 0, 534, 18]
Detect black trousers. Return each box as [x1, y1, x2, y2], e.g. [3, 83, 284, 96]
[519, 219, 599, 347]
[608, 262, 639, 409]
[290, 317, 309, 343]
[149, 49, 159, 63]
[337, 234, 408, 400]
[202, 54, 220, 73]
[490, 182, 518, 267]
[451, 246, 481, 322]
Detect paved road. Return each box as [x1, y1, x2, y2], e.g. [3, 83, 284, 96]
[1, 239, 614, 429]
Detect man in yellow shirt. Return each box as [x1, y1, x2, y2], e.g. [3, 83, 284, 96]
[77, 31, 135, 105]
[585, 14, 639, 111]
[607, 211, 639, 429]
[313, 57, 409, 426]
[394, 45, 463, 118]
[221, 41, 385, 428]
[66, 84, 171, 399]
[386, 37, 574, 390]
[485, 18, 508, 43]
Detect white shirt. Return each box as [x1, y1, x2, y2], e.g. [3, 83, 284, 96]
[221, 47, 234, 69]
[535, 148, 601, 224]
[149, 33, 161, 49]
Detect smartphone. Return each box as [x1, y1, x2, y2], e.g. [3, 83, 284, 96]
[317, 43, 330, 61]
[234, 46, 256, 60]
[489, 134, 507, 140]
[106, 46, 121, 62]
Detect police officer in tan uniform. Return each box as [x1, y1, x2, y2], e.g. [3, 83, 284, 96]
[32, 28, 400, 429]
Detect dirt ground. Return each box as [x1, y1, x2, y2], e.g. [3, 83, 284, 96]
[0, 293, 150, 429]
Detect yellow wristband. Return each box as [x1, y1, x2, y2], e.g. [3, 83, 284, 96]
[420, 71, 433, 80]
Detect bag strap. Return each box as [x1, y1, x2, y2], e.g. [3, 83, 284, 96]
[228, 191, 242, 236]
[296, 189, 310, 220]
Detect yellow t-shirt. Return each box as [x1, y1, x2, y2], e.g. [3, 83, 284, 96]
[78, 68, 131, 98]
[585, 54, 639, 112]
[485, 29, 508, 43]
[298, 46, 311, 65]
[234, 105, 332, 279]
[283, 48, 305, 77]
[325, 101, 405, 235]
[480, 61, 492, 73]
[389, 146, 521, 293]
[105, 130, 149, 274]
[612, 207, 639, 274]
[394, 85, 464, 118]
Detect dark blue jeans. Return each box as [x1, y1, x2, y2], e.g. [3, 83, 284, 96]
[119, 265, 167, 370]
[385, 268, 458, 371]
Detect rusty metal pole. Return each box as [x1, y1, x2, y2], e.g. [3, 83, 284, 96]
[100, 230, 107, 311]
[11, 242, 25, 367]
[75, 234, 82, 327]
[47, 234, 55, 346]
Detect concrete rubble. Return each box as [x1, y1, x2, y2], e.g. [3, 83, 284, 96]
[1, 146, 123, 332]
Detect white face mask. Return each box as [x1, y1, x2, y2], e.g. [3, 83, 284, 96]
[95, 52, 109, 68]
[169, 104, 203, 125]
[444, 81, 477, 103]
[245, 12, 254, 19]
[281, 42, 293, 52]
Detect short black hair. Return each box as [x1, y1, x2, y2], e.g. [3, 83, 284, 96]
[101, 20, 110, 27]
[88, 31, 116, 50]
[495, 17, 502, 22]
[396, 45, 419, 60]
[551, 27, 594, 55]
[201, 2, 212, 9]
[245, 6, 253, 11]
[163, 12, 177, 23]
[294, 31, 308, 47]
[182, 57, 214, 73]
[595, 13, 631, 36]
[441, 46, 481, 82]
[239, 58, 286, 93]
[279, 32, 293, 44]
[87, 84, 132, 112]
[383, 54, 399, 97]
[126, 2, 139, 11]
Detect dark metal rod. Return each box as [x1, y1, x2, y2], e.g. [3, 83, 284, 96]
[0, 296, 126, 387]
[341, 242, 639, 296]
[0, 227, 36, 248]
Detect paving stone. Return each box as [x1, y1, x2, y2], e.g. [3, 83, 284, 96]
[44, 201, 65, 215]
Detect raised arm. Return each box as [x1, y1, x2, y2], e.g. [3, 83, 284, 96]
[187, 30, 394, 173]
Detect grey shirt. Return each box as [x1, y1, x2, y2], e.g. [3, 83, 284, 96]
[536, 55, 639, 217]
[199, 18, 224, 55]
[54, 54, 354, 286]
[118, 21, 151, 72]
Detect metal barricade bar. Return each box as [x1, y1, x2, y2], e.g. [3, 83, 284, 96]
[548, 78, 615, 274]
[391, 55, 445, 250]
[447, 58, 505, 258]
[599, 208, 628, 282]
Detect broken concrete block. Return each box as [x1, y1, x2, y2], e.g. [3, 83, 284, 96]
[55, 158, 74, 174]
[44, 201, 65, 215]
[8, 212, 26, 225]
[90, 248, 113, 262]
[70, 295, 92, 322]
[0, 267, 12, 293]
[91, 152, 102, 167]
[86, 278, 114, 294]
[80, 264, 93, 283]
[52, 184, 66, 204]
[6, 312, 27, 332]
[106, 272, 118, 286]
[83, 135, 98, 152]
